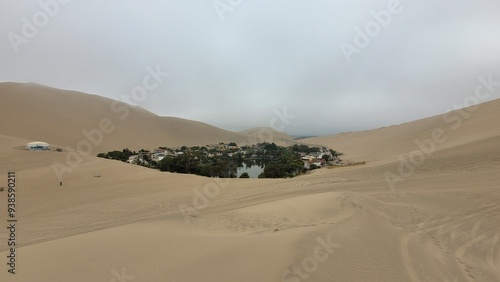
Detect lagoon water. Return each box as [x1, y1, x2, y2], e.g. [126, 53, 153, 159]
[236, 162, 265, 178]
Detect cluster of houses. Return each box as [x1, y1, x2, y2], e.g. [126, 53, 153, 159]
[126, 144, 240, 165]
[126, 143, 335, 169]
[300, 151, 328, 168]
[127, 148, 170, 165]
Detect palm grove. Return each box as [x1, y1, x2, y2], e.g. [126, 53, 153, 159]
[98, 143, 342, 179]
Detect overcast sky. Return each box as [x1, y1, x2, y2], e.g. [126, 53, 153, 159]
[1, 0, 500, 136]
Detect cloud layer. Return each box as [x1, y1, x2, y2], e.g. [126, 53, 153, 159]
[2, 0, 500, 135]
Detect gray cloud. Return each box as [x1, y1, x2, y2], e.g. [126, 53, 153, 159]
[1, 0, 500, 136]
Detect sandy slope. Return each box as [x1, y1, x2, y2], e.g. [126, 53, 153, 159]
[305, 99, 500, 164]
[0, 96, 499, 281]
[0, 83, 294, 153]
[239, 127, 299, 146]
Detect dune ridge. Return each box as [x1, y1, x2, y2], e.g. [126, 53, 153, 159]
[306, 99, 500, 163]
[0, 83, 294, 153]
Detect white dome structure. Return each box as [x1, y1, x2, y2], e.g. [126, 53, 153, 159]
[26, 141, 50, 151]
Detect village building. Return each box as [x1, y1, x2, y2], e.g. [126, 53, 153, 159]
[26, 141, 50, 151]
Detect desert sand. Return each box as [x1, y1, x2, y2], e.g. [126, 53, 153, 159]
[0, 85, 499, 281]
[0, 83, 293, 152]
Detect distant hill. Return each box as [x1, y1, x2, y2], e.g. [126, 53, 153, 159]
[238, 127, 297, 146]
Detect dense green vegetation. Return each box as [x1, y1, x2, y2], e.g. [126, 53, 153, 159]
[259, 151, 305, 178]
[156, 143, 315, 178]
[98, 142, 339, 179]
[158, 153, 237, 178]
[97, 148, 135, 162]
[290, 144, 321, 154]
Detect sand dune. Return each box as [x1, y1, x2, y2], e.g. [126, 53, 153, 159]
[239, 127, 300, 146]
[0, 90, 499, 281]
[305, 99, 500, 164]
[0, 83, 293, 153]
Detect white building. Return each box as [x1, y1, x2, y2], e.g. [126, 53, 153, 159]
[152, 153, 166, 162]
[127, 155, 139, 164]
[26, 141, 49, 151]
